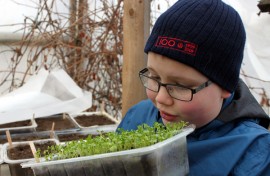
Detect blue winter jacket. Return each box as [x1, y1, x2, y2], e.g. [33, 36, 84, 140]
[117, 80, 270, 176]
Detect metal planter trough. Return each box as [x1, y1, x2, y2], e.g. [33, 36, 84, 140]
[22, 125, 194, 176]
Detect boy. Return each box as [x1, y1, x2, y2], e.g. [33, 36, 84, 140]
[118, 0, 270, 175]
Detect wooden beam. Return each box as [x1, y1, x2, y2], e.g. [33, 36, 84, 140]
[258, 0, 270, 14]
[122, 0, 150, 117]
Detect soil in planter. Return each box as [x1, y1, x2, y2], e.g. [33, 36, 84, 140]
[0, 120, 32, 128]
[35, 116, 76, 131]
[58, 133, 92, 142]
[75, 114, 116, 127]
[0, 133, 51, 144]
[7, 141, 56, 160]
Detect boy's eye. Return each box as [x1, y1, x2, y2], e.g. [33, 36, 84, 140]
[148, 73, 160, 80]
[150, 76, 161, 81]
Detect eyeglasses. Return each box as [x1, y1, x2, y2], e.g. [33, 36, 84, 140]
[139, 68, 212, 101]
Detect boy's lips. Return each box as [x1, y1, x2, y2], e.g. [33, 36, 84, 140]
[160, 111, 177, 122]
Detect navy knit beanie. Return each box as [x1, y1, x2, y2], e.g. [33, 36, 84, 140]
[144, 0, 246, 93]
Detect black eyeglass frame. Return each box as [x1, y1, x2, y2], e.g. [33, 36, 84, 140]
[139, 68, 212, 101]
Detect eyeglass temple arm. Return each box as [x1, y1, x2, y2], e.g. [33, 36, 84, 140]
[192, 81, 212, 93]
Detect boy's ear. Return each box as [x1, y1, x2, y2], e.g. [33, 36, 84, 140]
[222, 89, 232, 99]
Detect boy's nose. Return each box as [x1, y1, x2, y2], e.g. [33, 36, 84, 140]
[155, 86, 173, 105]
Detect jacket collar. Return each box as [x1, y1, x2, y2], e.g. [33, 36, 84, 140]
[217, 79, 270, 129]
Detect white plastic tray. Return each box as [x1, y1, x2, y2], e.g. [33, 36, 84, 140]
[0, 118, 37, 135]
[3, 139, 59, 164]
[70, 111, 119, 131]
[0, 145, 3, 164]
[22, 125, 195, 176]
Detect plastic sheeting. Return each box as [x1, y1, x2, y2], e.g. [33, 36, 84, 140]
[0, 69, 92, 124]
[224, 0, 270, 113]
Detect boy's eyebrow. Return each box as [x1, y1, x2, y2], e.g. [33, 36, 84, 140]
[168, 76, 199, 85]
[146, 67, 158, 74]
[146, 67, 205, 85]
[146, 66, 154, 71]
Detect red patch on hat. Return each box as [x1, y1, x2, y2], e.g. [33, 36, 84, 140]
[155, 36, 198, 56]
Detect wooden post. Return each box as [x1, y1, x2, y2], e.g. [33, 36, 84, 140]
[122, 0, 150, 117]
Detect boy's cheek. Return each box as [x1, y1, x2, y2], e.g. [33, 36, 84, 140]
[146, 90, 157, 102]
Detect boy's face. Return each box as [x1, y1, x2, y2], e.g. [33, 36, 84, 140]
[146, 52, 231, 128]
